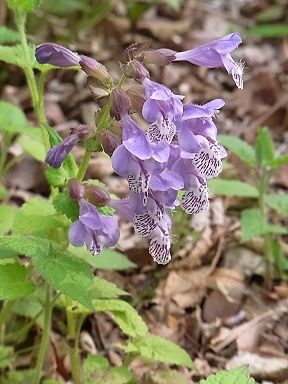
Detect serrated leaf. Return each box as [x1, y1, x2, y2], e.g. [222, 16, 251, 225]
[0, 263, 34, 300]
[200, 366, 255, 384]
[265, 194, 288, 215]
[0, 346, 13, 369]
[126, 334, 193, 368]
[0, 236, 125, 309]
[209, 179, 258, 197]
[13, 197, 68, 240]
[94, 299, 148, 338]
[18, 129, 46, 162]
[218, 134, 256, 167]
[0, 26, 20, 44]
[83, 355, 134, 384]
[53, 191, 79, 221]
[0, 204, 17, 235]
[255, 127, 275, 166]
[0, 101, 28, 134]
[7, 0, 42, 12]
[70, 245, 136, 270]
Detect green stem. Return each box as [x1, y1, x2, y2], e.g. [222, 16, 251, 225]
[0, 132, 13, 178]
[258, 168, 273, 289]
[76, 149, 91, 181]
[0, 300, 15, 344]
[15, 11, 50, 152]
[66, 300, 84, 384]
[34, 284, 52, 384]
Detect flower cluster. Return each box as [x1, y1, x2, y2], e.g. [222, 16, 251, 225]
[36, 33, 243, 264]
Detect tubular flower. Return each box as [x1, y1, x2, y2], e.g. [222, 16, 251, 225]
[173, 33, 244, 89]
[69, 199, 120, 255]
[45, 125, 90, 168]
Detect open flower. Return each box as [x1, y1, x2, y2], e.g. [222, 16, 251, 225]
[173, 33, 244, 89]
[69, 199, 119, 255]
[142, 78, 184, 144]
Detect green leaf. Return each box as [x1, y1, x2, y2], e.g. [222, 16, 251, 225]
[255, 5, 283, 22]
[241, 209, 267, 242]
[266, 194, 288, 215]
[0, 26, 20, 44]
[255, 127, 275, 166]
[13, 197, 68, 240]
[246, 24, 288, 38]
[218, 134, 256, 167]
[269, 155, 288, 168]
[0, 101, 28, 134]
[94, 299, 148, 338]
[0, 263, 34, 300]
[0, 185, 8, 201]
[153, 369, 190, 384]
[45, 155, 78, 188]
[1, 369, 35, 384]
[12, 290, 44, 328]
[0, 236, 125, 309]
[18, 128, 46, 162]
[83, 355, 134, 384]
[42, 0, 83, 15]
[53, 191, 79, 221]
[0, 346, 13, 369]
[126, 334, 193, 368]
[209, 179, 258, 197]
[0, 204, 17, 235]
[240, 208, 287, 242]
[271, 239, 288, 278]
[71, 246, 136, 270]
[200, 366, 255, 384]
[7, 0, 42, 12]
[164, 0, 182, 10]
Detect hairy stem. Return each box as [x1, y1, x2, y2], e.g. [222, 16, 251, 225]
[0, 132, 13, 178]
[66, 300, 85, 384]
[76, 149, 91, 181]
[258, 168, 273, 289]
[0, 300, 15, 344]
[15, 11, 50, 152]
[34, 284, 52, 384]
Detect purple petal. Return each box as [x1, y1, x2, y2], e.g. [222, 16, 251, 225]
[181, 178, 209, 214]
[68, 220, 86, 247]
[121, 114, 151, 160]
[192, 141, 227, 179]
[35, 43, 80, 67]
[79, 199, 102, 230]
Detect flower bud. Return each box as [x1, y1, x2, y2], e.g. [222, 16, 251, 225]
[35, 43, 81, 67]
[111, 89, 131, 120]
[68, 179, 84, 201]
[84, 185, 110, 206]
[124, 60, 150, 83]
[100, 131, 121, 156]
[125, 42, 150, 62]
[126, 85, 146, 111]
[79, 55, 112, 86]
[142, 49, 176, 66]
[71, 124, 91, 141]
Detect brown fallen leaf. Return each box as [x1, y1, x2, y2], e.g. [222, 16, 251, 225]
[226, 351, 288, 382]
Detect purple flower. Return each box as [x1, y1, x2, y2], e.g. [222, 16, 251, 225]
[45, 125, 90, 168]
[35, 43, 81, 67]
[178, 99, 227, 179]
[142, 78, 184, 144]
[173, 33, 244, 89]
[45, 134, 79, 168]
[172, 157, 209, 214]
[69, 199, 120, 255]
[147, 213, 172, 265]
